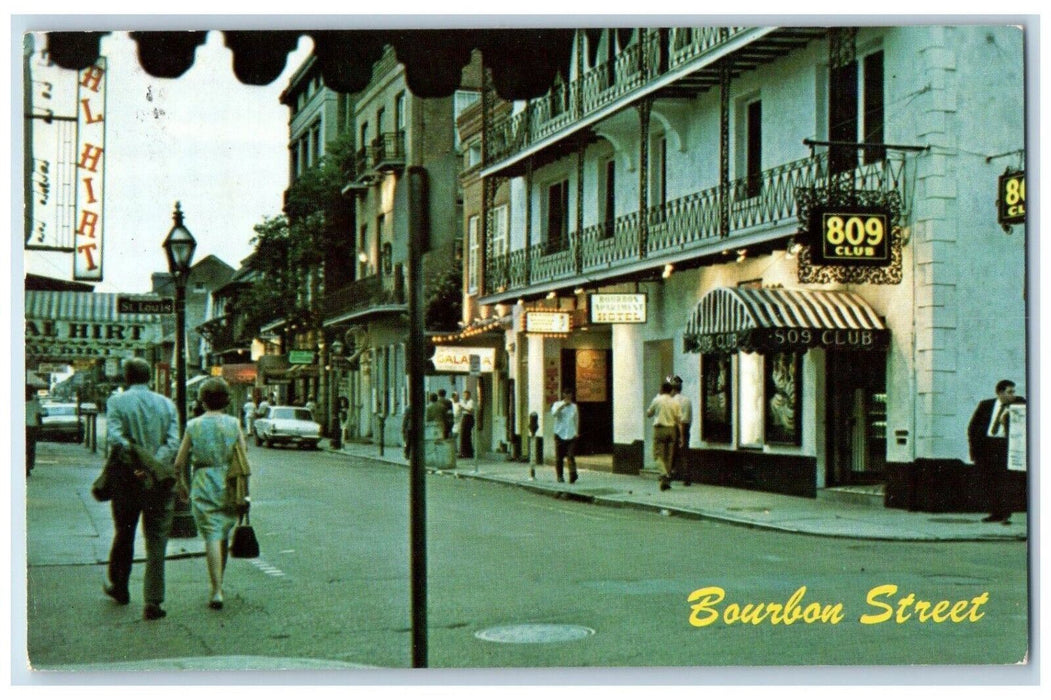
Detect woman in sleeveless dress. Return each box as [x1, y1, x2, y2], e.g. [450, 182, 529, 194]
[175, 378, 245, 610]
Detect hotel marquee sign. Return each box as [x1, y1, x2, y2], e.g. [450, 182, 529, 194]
[525, 311, 571, 334]
[589, 293, 647, 324]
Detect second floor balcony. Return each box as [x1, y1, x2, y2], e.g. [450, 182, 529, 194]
[322, 264, 406, 326]
[346, 131, 407, 192]
[484, 27, 826, 172]
[481, 150, 907, 300]
[197, 313, 254, 356]
[372, 131, 407, 172]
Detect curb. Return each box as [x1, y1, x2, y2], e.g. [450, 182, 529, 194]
[324, 445, 1028, 543]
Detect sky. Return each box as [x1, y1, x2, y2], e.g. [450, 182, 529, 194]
[21, 29, 314, 293]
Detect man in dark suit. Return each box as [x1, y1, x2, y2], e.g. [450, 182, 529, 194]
[967, 379, 1024, 524]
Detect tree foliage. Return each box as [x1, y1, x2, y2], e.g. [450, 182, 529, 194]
[238, 215, 299, 335]
[424, 266, 463, 332]
[241, 132, 358, 338]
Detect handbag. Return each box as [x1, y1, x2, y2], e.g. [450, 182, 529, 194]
[230, 510, 260, 559]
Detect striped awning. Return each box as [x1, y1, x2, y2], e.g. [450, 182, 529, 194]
[683, 287, 889, 354]
[24, 291, 170, 361]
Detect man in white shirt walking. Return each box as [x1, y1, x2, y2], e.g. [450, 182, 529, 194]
[551, 388, 580, 483]
[670, 376, 693, 486]
[647, 380, 682, 491]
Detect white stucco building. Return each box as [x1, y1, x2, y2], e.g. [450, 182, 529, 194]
[471, 26, 1027, 510]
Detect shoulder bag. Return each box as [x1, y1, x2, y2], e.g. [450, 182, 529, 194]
[226, 437, 251, 513]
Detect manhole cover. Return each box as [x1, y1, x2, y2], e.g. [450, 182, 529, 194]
[928, 517, 982, 524]
[726, 506, 771, 513]
[474, 624, 595, 644]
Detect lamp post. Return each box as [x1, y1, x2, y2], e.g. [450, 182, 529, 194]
[163, 201, 198, 538]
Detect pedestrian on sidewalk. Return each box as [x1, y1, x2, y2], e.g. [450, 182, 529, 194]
[426, 392, 447, 431]
[256, 395, 272, 421]
[437, 389, 454, 438]
[174, 378, 245, 611]
[243, 397, 256, 433]
[670, 376, 692, 486]
[103, 358, 180, 621]
[458, 390, 476, 459]
[646, 380, 682, 491]
[967, 379, 1025, 524]
[25, 388, 42, 477]
[551, 387, 580, 483]
[450, 391, 463, 439]
[402, 403, 413, 459]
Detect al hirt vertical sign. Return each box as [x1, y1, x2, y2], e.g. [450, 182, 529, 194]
[73, 58, 107, 281]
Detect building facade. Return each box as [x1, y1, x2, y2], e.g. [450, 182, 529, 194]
[473, 26, 1027, 510]
[259, 55, 355, 421]
[151, 254, 234, 381]
[326, 46, 483, 448]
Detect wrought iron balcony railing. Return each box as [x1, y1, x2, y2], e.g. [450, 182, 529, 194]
[372, 131, 407, 171]
[481, 150, 906, 296]
[485, 27, 756, 166]
[323, 264, 406, 321]
[353, 147, 375, 184]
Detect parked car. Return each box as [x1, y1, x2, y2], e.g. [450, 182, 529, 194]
[39, 403, 84, 443]
[253, 405, 322, 449]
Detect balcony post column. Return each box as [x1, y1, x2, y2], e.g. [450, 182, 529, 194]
[637, 97, 652, 258]
[574, 30, 584, 120]
[575, 143, 584, 275]
[719, 67, 730, 238]
[524, 158, 533, 285]
[482, 173, 495, 294]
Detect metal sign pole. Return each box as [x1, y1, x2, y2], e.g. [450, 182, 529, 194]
[407, 167, 428, 668]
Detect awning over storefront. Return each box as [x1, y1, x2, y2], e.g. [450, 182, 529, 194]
[25, 290, 169, 361]
[683, 287, 889, 354]
[220, 363, 258, 385]
[257, 354, 291, 384]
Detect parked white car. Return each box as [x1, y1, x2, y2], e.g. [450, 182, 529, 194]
[39, 402, 84, 443]
[253, 405, 322, 449]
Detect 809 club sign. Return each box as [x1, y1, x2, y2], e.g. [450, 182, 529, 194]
[795, 186, 903, 286]
[808, 205, 890, 267]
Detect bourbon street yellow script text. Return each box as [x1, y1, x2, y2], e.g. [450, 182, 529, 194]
[687, 584, 990, 627]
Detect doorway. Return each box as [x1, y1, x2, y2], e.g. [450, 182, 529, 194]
[560, 348, 613, 455]
[825, 350, 887, 486]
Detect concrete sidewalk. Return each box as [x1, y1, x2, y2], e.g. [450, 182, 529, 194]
[331, 441, 1028, 542]
[25, 439, 205, 570]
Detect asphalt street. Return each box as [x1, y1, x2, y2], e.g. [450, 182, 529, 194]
[18, 436, 1031, 682]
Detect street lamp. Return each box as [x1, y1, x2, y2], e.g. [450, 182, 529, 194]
[163, 201, 198, 538]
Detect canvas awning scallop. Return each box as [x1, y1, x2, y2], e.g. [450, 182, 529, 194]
[683, 287, 890, 354]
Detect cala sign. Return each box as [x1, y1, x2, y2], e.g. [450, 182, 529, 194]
[431, 347, 495, 373]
